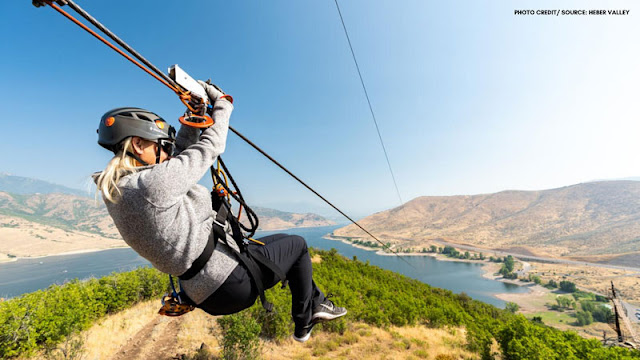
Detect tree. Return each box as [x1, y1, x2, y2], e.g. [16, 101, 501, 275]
[531, 316, 544, 324]
[429, 245, 437, 253]
[575, 311, 593, 326]
[546, 279, 558, 289]
[528, 274, 542, 285]
[505, 302, 519, 313]
[559, 280, 577, 293]
[556, 296, 574, 309]
[580, 301, 595, 313]
[503, 256, 515, 273]
[442, 246, 455, 255]
[591, 305, 612, 323]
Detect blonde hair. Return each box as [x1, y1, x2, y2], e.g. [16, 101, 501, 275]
[96, 138, 139, 203]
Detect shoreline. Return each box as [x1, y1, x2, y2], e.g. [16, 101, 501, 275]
[323, 233, 529, 291]
[0, 225, 336, 264]
[322, 234, 503, 263]
[0, 245, 131, 264]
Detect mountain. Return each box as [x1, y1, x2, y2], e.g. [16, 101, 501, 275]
[251, 206, 335, 230]
[334, 181, 640, 261]
[0, 184, 334, 258]
[0, 173, 90, 197]
[0, 191, 118, 238]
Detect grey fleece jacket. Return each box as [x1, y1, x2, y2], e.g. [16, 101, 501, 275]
[101, 100, 238, 304]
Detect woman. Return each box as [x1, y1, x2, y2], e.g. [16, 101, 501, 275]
[94, 80, 346, 342]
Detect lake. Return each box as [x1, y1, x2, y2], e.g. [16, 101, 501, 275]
[0, 225, 527, 307]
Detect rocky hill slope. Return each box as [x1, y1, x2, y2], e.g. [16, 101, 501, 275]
[0, 188, 333, 259]
[334, 181, 640, 260]
[251, 206, 335, 230]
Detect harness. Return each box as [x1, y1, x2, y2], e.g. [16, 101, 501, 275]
[159, 157, 286, 316]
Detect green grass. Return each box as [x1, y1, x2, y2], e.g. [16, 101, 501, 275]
[527, 311, 574, 326]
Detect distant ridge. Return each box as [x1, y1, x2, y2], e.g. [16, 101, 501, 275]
[0, 174, 90, 197]
[0, 175, 335, 256]
[334, 181, 640, 263]
[252, 206, 335, 230]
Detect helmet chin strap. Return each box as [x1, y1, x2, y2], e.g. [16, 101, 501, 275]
[125, 140, 163, 166]
[126, 151, 150, 166]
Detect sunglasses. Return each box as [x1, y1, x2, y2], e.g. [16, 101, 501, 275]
[159, 139, 176, 156]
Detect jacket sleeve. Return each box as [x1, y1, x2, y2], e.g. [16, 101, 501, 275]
[174, 124, 200, 155]
[138, 100, 233, 206]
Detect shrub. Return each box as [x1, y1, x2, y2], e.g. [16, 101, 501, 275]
[546, 279, 558, 288]
[0, 267, 167, 358]
[217, 312, 261, 360]
[575, 311, 593, 326]
[559, 281, 577, 293]
[505, 302, 519, 314]
[591, 305, 613, 323]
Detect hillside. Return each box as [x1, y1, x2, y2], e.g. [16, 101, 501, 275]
[0, 184, 333, 259]
[251, 206, 335, 230]
[5, 250, 638, 360]
[334, 181, 640, 261]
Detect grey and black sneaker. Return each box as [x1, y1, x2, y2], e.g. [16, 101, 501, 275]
[293, 296, 347, 343]
[311, 296, 347, 322]
[293, 323, 314, 343]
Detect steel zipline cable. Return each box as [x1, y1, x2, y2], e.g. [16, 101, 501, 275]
[36, 0, 414, 266]
[333, 0, 404, 205]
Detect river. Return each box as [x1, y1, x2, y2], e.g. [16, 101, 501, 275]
[0, 225, 527, 307]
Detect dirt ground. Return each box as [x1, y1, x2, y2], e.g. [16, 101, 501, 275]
[527, 262, 640, 305]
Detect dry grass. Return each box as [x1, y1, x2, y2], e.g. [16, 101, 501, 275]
[174, 308, 220, 355]
[80, 300, 221, 360]
[529, 262, 640, 304]
[27, 299, 480, 360]
[82, 301, 161, 360]
[0, 215, 126, 258]
[261, 323, 478, 360]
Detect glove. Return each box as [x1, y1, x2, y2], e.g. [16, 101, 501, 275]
[197, 80, 232, 104]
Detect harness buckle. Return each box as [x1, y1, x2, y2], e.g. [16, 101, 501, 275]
[213, 218, 226, 230]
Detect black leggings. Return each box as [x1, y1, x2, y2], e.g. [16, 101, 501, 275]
[195, 234, 325, 329]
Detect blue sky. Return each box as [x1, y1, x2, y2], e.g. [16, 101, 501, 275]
[1, 1, 638, 218]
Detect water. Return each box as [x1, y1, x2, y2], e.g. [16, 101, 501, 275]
[0, 248, 150, 299]
[258, 226, 527, 307]
[0, 226, 527, 307]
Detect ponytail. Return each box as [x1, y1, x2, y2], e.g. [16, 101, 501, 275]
[96, 138, 138, 203]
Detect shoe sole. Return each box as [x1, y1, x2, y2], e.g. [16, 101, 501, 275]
[293, 327, 313, 343]
[312, 309, 347, 322]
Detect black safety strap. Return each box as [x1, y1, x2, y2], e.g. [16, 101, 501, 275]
[178, 201, 227, 281]
[211, 198, 286, 312]
[178, 231, 217, 281]
[178, 193, 286, 312]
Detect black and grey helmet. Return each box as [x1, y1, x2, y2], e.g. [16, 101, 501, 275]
[97, 107, 176, 153]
